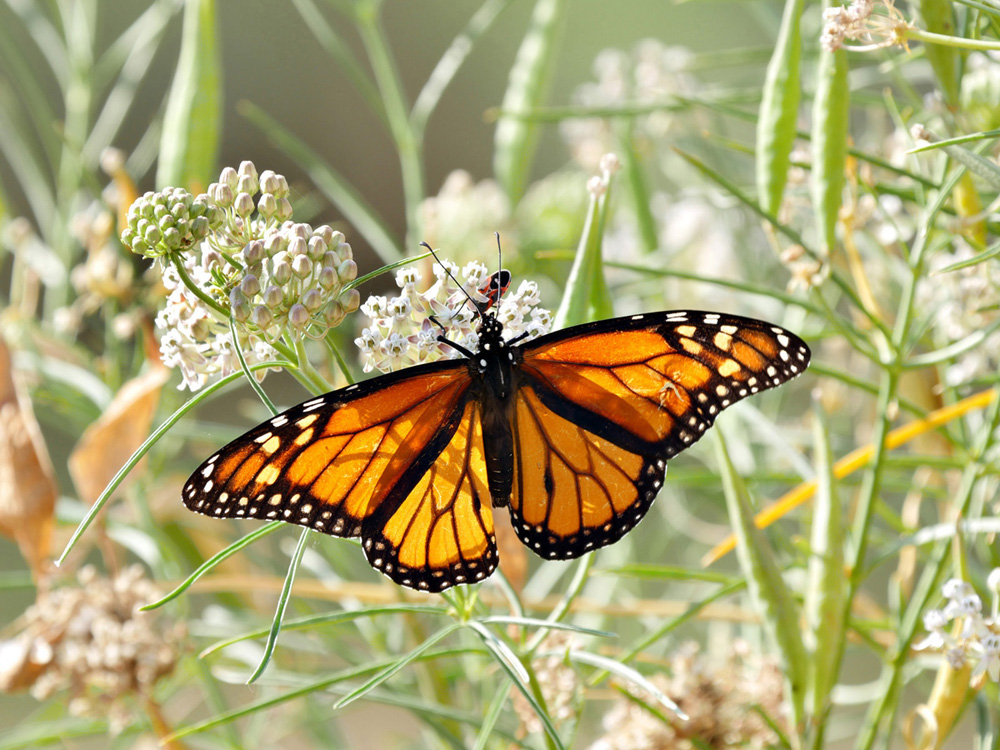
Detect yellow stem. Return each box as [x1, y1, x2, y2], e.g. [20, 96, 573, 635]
[702, 388, 998, 566]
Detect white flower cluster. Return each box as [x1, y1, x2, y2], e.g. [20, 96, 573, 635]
[227, 223, 360, 342]
[355, 259, 551, 373]
[138, 161, 361, 391]
[156, 252, 278, 392]
[561, 40, 695, 171]
[819, 1, 910, 53]
[919, 243, 1000, 385]
[915, 571, 1000, 686]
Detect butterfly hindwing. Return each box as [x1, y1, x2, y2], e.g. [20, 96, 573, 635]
[507, 310, 811, 559]
[182, 360, 473, 538]
[362, 400, 497, 591]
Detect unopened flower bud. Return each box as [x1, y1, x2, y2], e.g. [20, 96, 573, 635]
[341, 288, 360, 314]
[219, 166, 238, 190]
[230, 290, 251, 322]
[292, 254, 312, 279]
[288, 236, 308, 257]
[212, 182, 234, 207]
[162, 227, 181, 250]
[257, 193, 277, 219]
[263, 233, 285, 257]
[143, 223, 163, 245]
[288, 303, 309, 328]
[301, 288, 322, 311]
[316, 225, 335, 245]
[240, 274, 260, 297]
[234, 192, 254, 218]
[259, 170, 281, 195]
[272, 260, 292, 285]
[276, 198, 293, 222]
[335, 241, 353, 261]
[308, 236, 327, 260]
[325, 302, 346, 327]
[263, 285, 284, 308]
[338, 259, 358, 283]
[243, 240, 265, 266]
[251, 305, 273, 329]
[318, 266, 338, 290]
[237, 160, 259, 192]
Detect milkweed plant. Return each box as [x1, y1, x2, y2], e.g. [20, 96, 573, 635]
[1, 1, 1000, 748]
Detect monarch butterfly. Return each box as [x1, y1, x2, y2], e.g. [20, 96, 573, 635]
[183, 266, 810, 592]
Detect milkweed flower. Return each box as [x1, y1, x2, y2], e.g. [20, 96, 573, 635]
[355, 256, 551, 373]
[915, 571, 1000, 687]
[121, 161, 360, 390]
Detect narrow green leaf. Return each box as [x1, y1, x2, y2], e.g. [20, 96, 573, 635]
[157, 0, 221, 189]
[481, 616, 614, 639]
[200, 604, 447, 657]
[756, 0, 803, 216]
[714, 431, 807, 730]
[810, 16, 849, 255]
[334, 623, 462, 709]
[142, 521, 283, 611]
[931, 238, 1000, 272]
[54, 360, 293, 566]
[919, 0, 960, 105]
[246, 527, 312, 684]
[470, 623, 565, 750]
[412, 0, 514, 134]
[553, 179, 613, 329]
[493, 0, 567, 204]
[939, 141, 1000, 189]
[804, 400, 845, 741]
[565, 650, 687, 720]
[473, 675, 513, 750]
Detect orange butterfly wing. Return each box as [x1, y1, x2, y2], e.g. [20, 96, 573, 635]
[362, 400, 496, 591]
[507, 310, 810, 558]
[182, 361, 489, 583]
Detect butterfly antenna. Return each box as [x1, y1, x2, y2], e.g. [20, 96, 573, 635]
[419, 241, 486, 317]
[493, 232, 506, 304]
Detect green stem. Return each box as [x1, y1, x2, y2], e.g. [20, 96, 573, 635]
[293, 335, 332, 394]
[170, 254, 228, 317]
[354, 0, 424, 245]
[828, 159, 972, 750]
[905, 26, 1000, 51]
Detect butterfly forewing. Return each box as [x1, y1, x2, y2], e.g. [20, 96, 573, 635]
[182, 361, 473, 537]
[506, 310, 811, 559]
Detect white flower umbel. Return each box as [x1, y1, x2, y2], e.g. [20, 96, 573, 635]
[914, 570, 1000, 688]
[124, 161, 361, 391]
[355, 258, 551, 373]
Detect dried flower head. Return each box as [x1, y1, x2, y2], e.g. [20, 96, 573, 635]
[915, 571, 1000, 687]
[355, 257, 551, 373]
[511, 632, 580, 737]
[589, 641, 787, 750]
[0, 565, 185, 734]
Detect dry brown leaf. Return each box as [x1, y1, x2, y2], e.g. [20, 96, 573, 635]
[0, 337, 58, 578]
[69, 365, 170, 506]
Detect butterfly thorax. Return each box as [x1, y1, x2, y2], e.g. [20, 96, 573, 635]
[470, 313, 517, 401]
[470, 312, 519, 508]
